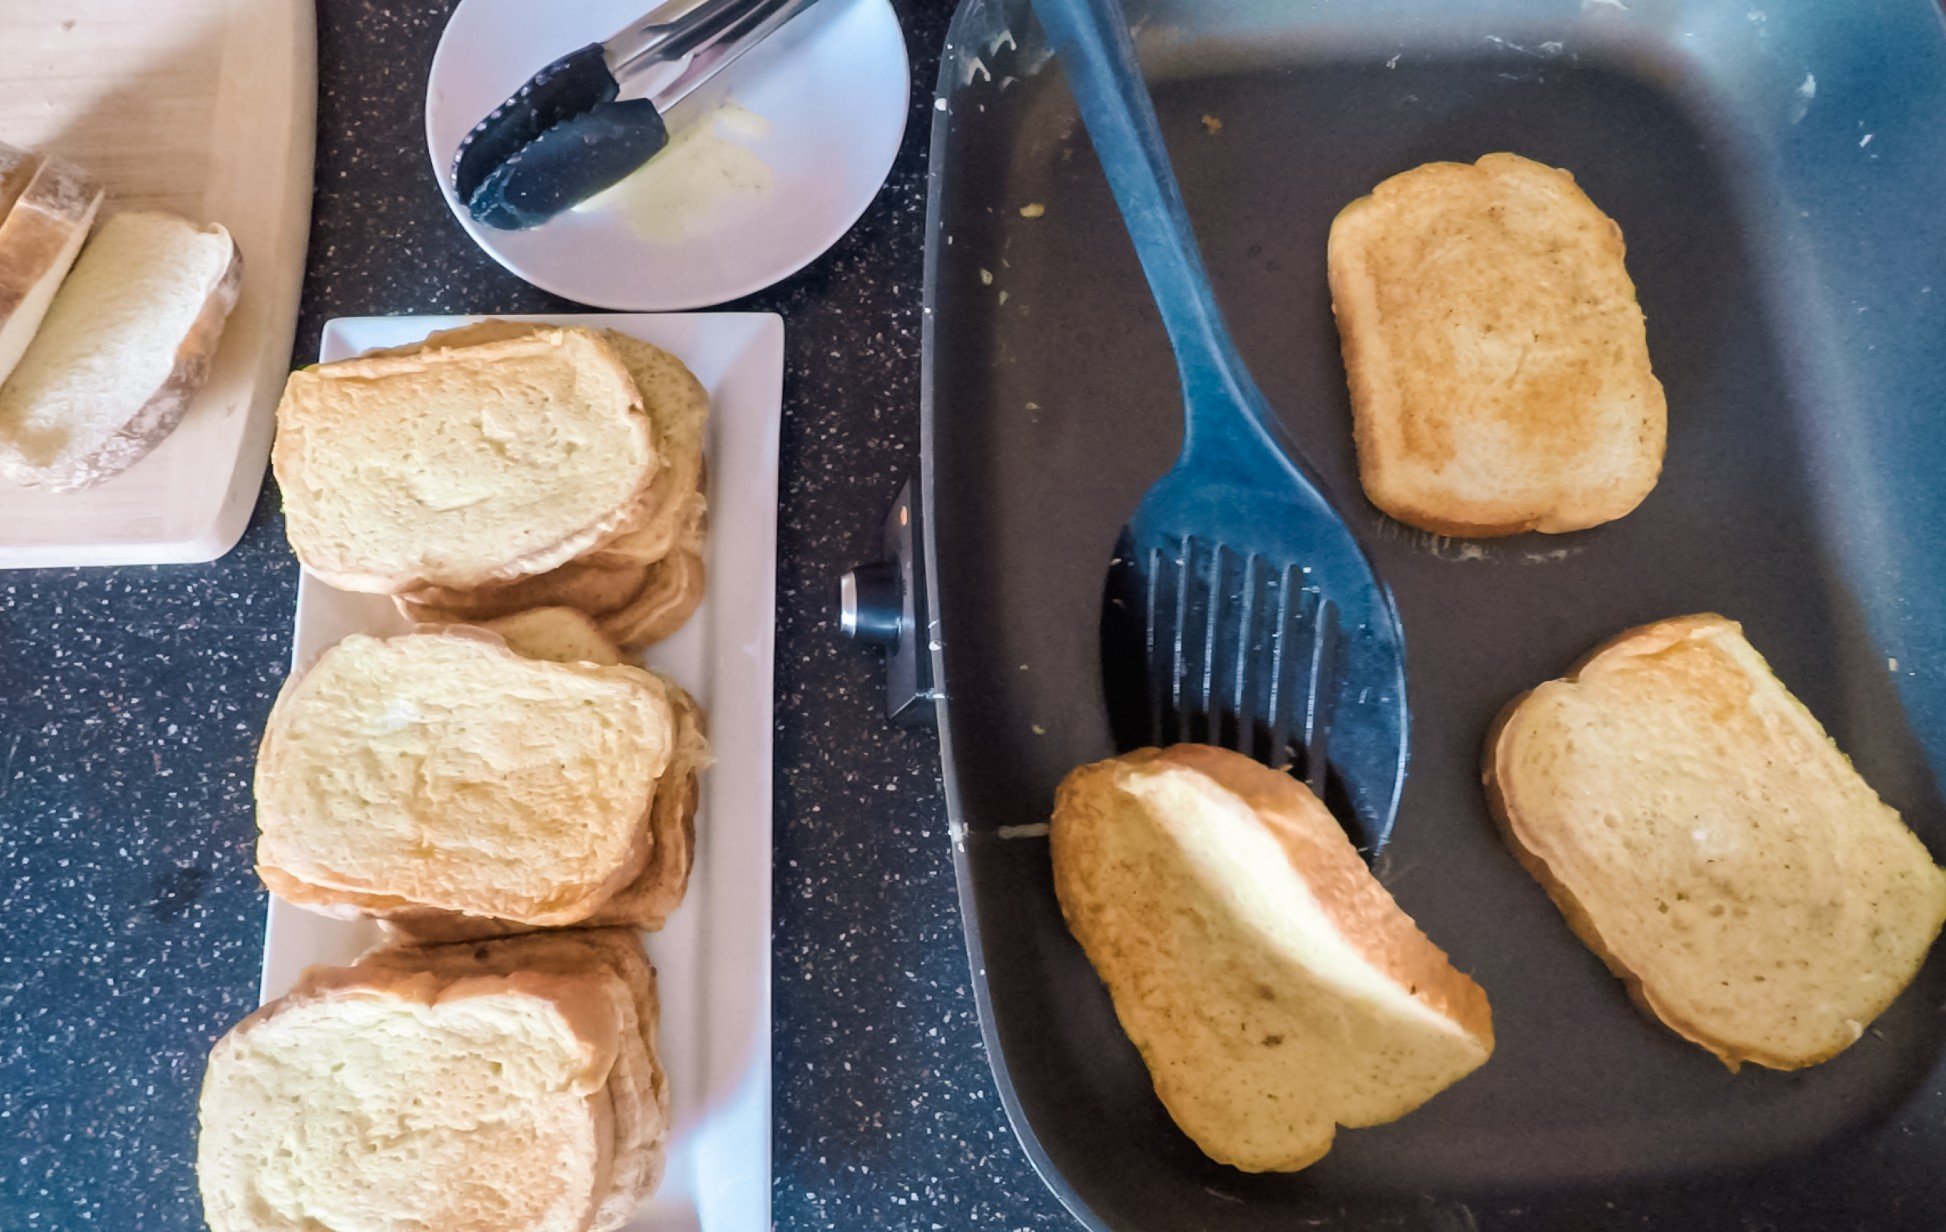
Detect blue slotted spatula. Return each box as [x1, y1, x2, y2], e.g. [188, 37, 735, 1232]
[1033, 0, 1409, 850]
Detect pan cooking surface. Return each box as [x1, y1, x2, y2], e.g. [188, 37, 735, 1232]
[922, 1, 1946, 1226]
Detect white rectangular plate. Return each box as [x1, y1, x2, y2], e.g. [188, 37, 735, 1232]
[260, 312, 781, 1232]
[0, 0, 314, 567]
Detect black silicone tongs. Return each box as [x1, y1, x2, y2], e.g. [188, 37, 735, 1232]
[452, 0, 821, 231]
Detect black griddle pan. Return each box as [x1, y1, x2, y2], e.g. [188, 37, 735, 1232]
[867, 0, 1946, 1225]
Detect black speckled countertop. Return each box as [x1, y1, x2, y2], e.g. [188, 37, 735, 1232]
[0, 2, 1070, 1227]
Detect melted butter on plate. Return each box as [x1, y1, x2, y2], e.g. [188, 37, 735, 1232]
[577, 102, 774, 244]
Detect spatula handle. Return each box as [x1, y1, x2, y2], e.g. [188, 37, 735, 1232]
[1030, 0, 1278, 463]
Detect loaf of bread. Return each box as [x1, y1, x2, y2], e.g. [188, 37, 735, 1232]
[254, 630, 687, 929]
[0, 210, 239, 491]
[1486, 613, 1946, 1070]
[274, 327, 657, 593]
[1328, 152, 1665, 536]
[1052, 745, 1493, 1172]
[0, 147, 101, 390]
[198, 928, 664, 1232]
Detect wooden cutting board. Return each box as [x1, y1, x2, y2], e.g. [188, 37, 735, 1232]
[0, 0, 315, 567]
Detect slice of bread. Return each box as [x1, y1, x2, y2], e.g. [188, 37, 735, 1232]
[0, 209, 237, 491]
[198, 938, 642, 1232]
[0, 151, 101, 390]
[387, 678, 708, 943]
[353, 929, 669, 1230]
[274, 327, 655, 593]
[397, 556, 651, 625]
[1486, 614, 1946, 1070]
[479, 606, 625, 666]
[1328, 152, 1665, 536]
[254, 630, 675, 927]
[1052, 745, 1493, 1172]
[377, 321, 710, 570]
[601, 548, 706, 650]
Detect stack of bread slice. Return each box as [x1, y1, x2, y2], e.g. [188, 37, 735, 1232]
[198, 928, 666, 1232]
[255, 628, 708, 940]
[273, 320, 708, 649]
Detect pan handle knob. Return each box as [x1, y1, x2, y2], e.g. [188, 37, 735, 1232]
[839, 478, 936, 725]
[840, 561, 903, 645]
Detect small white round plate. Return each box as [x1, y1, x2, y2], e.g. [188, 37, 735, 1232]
[426, 0, 909, 310]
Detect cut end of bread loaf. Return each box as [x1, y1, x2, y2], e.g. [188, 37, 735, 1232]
[1, 209, 236, 491]
[254, 630, 676, 926]
[1052, 746, 1492, 1172]
[273, 328, 657, 592]
[0, 151, 102, 390]
[1328, 152, 1665, 537]
[1486, 613, 1946, 1070]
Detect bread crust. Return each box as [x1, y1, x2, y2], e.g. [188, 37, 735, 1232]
[1484, 613, 1946, 1070]
[1328, 153, 1665, 537]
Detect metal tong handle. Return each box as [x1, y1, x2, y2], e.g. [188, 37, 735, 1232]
[606, 0, 823, 110]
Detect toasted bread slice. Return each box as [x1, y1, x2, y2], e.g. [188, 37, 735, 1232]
[1328, 152, 1665, 536]
[396, 557, 650, 624]
[0, 210, 239, 491]
[1053, 746, 1493, 1172]
[197, 955, 630, 1232]
[353, 929, 669, 1230]
[379, 320, 709, 569]
[479, 606, 625, 666]
[254, 630, 675, 927]
[274, 327, 655, 592]
[601, 549, 705, 649]
[385, 677, 709, 943]
[1487, 614, 1946, 1070]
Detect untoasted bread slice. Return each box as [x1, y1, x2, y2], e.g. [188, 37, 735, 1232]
[1486, 614, 1946, 1070]
[385, 677, 709, 943]
[254, 630, 675, 927]
[197, 956, 629, 1232]
[1329, 152, 1665, 536]
[1053, 746, 1493, 1172]
[353, 929, 669, 1230]
[0, 210, 239, 491]
[479, 606, 625, 666]
[273, 327, 655, 593]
